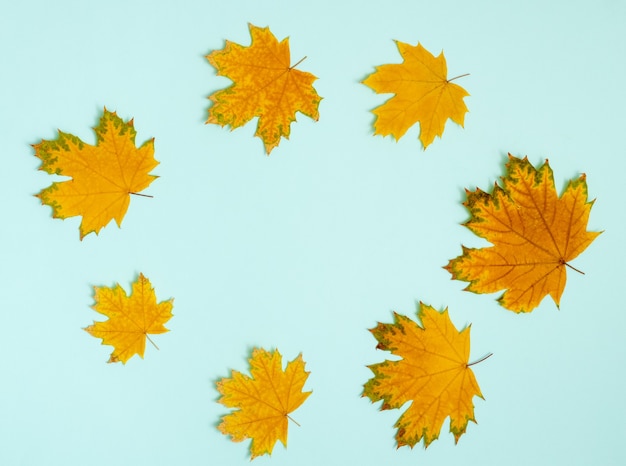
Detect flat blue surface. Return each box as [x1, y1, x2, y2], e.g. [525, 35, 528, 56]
[1, 0, 625, 464]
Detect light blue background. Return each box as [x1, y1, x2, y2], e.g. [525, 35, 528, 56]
[2, 0, 625, 464]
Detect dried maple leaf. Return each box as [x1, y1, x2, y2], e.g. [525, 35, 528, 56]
[363, 302, 486, 448]
[216, 348, 311, 459]
[33, 108, 158, 239]
[362, 41, 469, 149]
[206, 24, 321, 154]
[84, 273, 173, 364]
[445, 154, 601, 313]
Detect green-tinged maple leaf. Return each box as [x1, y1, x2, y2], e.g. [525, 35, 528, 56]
[206, 24, 321, 154]
[364, 302, 486, 448]
[445, 154, 601, 313]
[33, 108, 158, 239]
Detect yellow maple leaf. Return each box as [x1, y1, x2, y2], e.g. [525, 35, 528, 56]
[206, 24, 322, 154]
[216, 348, 311, 459]
[362, 41, 469, 149]
[363, 302, 486, 448]
[84, 273, 173, 364]
[33, 108, 158, 240]
[445, 154, 601, 313]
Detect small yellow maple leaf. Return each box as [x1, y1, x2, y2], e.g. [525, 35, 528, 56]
[363, 303, 486, 449]
[206, 24, 322, 154]
[216, 348, 311, 459]
[84, 273, 173, 364]
[33, 108, 158, 240]
[362, 41, 469, 149]
[445, 154, 601, 313]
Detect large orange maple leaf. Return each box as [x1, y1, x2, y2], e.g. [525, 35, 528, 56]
[84, 273, 173, 364]
[216, 348, 311, 459]
[362, 41, 469, 149]
[33, 109, 158, 239]
[363, 302, 485, 448]
[206, 24, 322, 154]
[446, 154, 601, 313]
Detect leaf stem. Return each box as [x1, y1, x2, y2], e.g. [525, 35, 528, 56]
[290, 56, 307, 70]
[145, 334, 160, 350]
[130, 192, 153, 198]
[468, 352, 493, 367]
[448, 73, 470, 82]
[565, 262, 585, 275]
[287, 414, 301, 427]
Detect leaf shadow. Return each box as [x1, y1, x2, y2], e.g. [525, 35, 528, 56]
[199, 47, 229, 125]
[208, 345, 264, 430]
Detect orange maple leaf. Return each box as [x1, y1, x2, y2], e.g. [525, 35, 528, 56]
[206, 24, 322, 154]
[84, 273, 173, 364]
[362, 41, 469, 149]
[216, 348, 311, 459]
[363, 302, 486, 448]
[33, 108, 158, 239]
[445, 154, 601, 313]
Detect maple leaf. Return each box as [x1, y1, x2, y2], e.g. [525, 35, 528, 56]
[216, 348, 311, 459]
[445, 154, 601, 313]
[362, 41, 469, 149]
[84, 273, 173, 364]
[205, 24, 322, 154]
[33, 108, 158, 239]
[363, 302, 486, 448]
